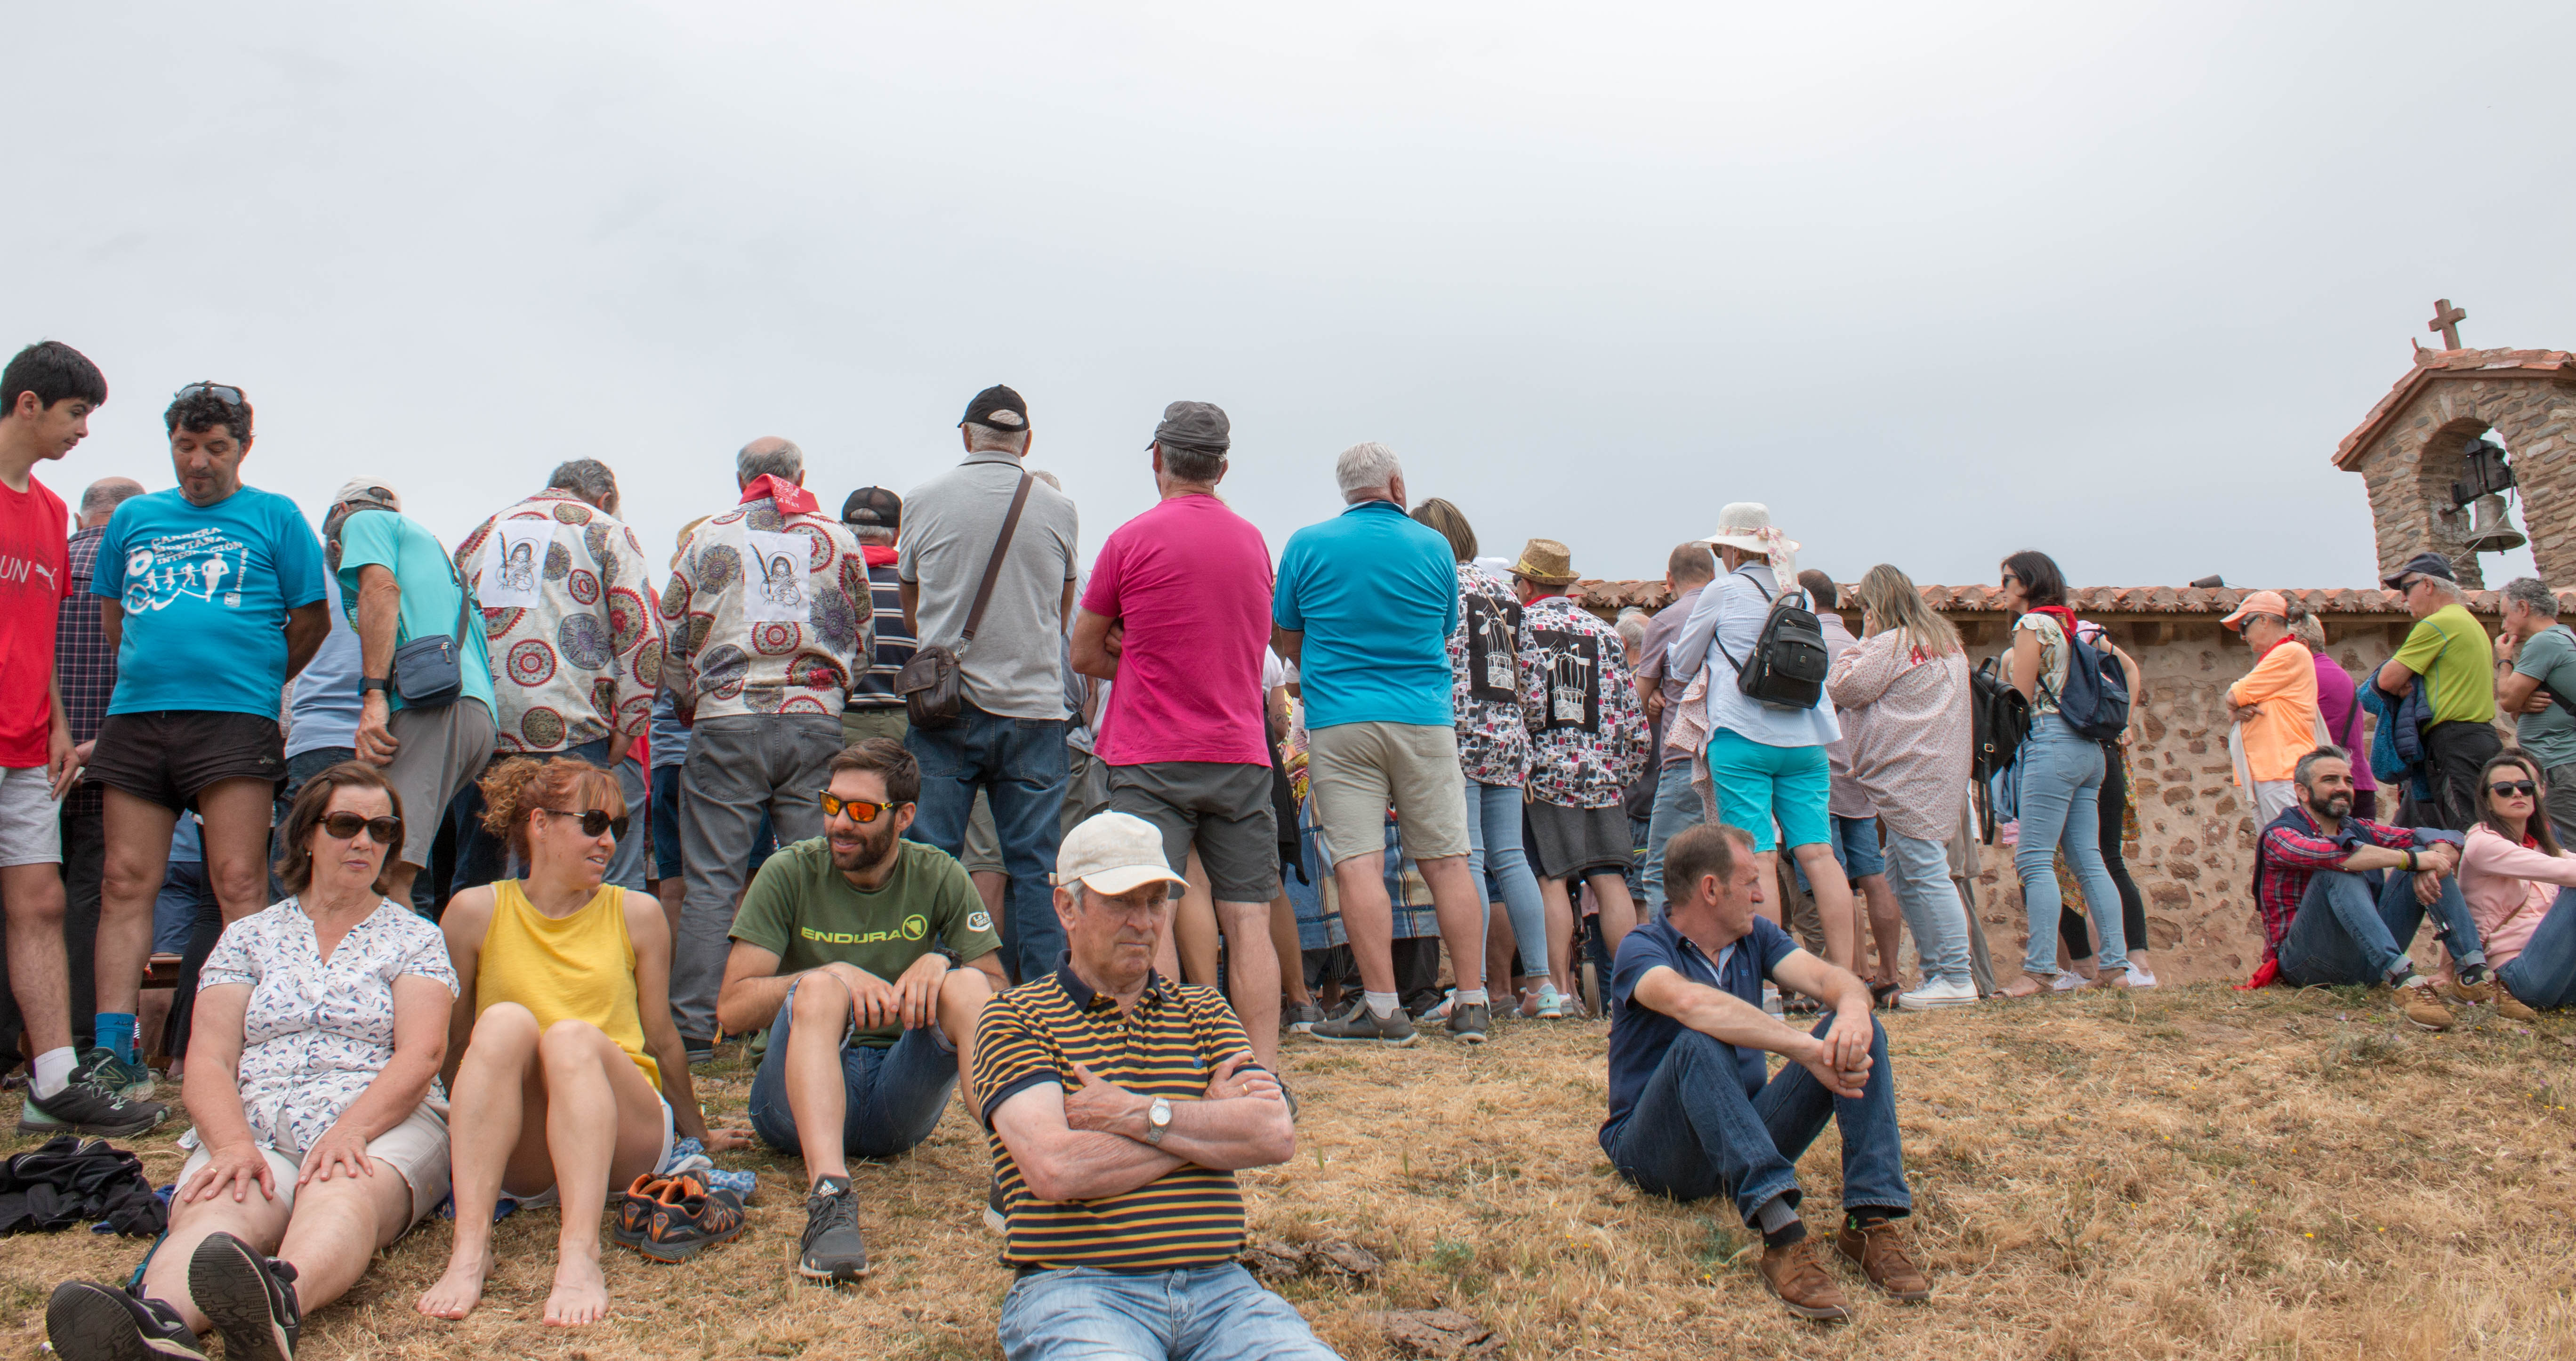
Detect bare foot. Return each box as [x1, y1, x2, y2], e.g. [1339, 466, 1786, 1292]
[1999, 977, 2049, 999]
[542, 1254, 609, 1327]
[417, 1249, 491, 1321]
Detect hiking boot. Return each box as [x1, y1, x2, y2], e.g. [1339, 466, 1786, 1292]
[78, 1049, 156, 1102]
[1756, 1238, 1851, 1322]
[46, 1281, 206, 1361]
[1308, 1000, 1418, 1047]
[1446, 1001, 1490, 1045]
[18, 1070, 167, 1138]
[188, 1232, 300, 1361]
[1282, 1001, 1325, 1035]
[2494, 982, 2541, 1023]
[1834, 1216, 1932, 1301]
[982, 1177, 1007, 1236]
[2395, 977, 2454, 1031]
[797, 1176, 870, 1283]
[610, 1173, 748, 1263]
[1897, 977, 1979, 1011]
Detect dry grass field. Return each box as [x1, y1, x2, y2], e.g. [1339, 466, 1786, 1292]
[10, 982, 2576, 1360]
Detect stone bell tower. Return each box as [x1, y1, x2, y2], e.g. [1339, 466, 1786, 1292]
[2333, 301, 2576, 589]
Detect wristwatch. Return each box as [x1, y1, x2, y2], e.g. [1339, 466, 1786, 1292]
[1144, 1095, 1173, 1145]
[361, 678, 390, 693]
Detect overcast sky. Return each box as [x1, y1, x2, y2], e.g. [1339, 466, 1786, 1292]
[13, 2, 2570, 591]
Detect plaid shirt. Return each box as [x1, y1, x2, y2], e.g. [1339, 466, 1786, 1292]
[56, 527, 113, 816]
[2252, 803, 2441, 963]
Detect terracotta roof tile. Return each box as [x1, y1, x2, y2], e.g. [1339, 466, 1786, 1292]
[1568, 580, 2576, 618]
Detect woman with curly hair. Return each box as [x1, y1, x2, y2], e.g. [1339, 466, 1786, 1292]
[416, 757, 744, 1328]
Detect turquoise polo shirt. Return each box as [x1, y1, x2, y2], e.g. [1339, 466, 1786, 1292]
[1272, 500, 1457, 730]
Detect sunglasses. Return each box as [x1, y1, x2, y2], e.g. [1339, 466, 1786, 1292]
[319, 812, 402, 844]
[542, 806, 629, 839]
[819, 791, 898, 823]
[175, 381, 247, 407]
[2489, 780, 2539, 798]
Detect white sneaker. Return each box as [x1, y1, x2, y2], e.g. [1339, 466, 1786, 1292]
[1896, 977, 1980, 1011]
[2125, 965, 2159, 988]
[1534, 984, 1566, 1020]
[2049, 971, 2092, 992]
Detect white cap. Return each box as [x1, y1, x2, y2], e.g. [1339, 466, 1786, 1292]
[1053, 812, 1185, 896]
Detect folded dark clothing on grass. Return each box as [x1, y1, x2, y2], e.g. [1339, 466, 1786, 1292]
[0, 1134, 167, 1237]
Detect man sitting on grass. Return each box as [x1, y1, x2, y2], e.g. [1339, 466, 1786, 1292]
[2249, 745, 2483, 1030]
[1601, 822, 1928, 1323]
[972, 811, 1337, 1360]
[716, 738, 1005, 1285]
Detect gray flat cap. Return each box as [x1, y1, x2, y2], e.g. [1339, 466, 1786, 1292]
[1151, 401, 1230, 453]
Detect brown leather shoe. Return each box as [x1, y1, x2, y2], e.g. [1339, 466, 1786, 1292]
[1835, 1216, 1932, 1301]
[2397, 979, 2455, 1032]
[1757, 1238, 1852, 1321]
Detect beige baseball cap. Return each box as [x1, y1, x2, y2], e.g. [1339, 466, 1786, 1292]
[1053, 812, 1185, 896]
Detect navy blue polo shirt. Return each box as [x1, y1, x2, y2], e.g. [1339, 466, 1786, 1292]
[1600, 913, 1799, 1154]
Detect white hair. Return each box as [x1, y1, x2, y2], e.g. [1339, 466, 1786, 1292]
[964, 422, 1031, 455]
[736, 439, 804, 482]
[1616, 609, 1650, 654]
[1335, 442, 1402, 500]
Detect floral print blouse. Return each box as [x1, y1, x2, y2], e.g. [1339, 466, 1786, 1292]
[180, 898, 459, 1156]
[1446, 562, 1533, 787]
[1517, 594, 1647, 809]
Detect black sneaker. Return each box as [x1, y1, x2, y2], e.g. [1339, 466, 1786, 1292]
[797, 1176, 870, 1283]
[982, 1177, 1007, 1235]
[188, 1232, 300, 1361]
[1309, 999, 1418, 1047]
[78, 1048, 156, 1101]
[45, 1280, 206, 1361]
[18, 1069, 168, 1138]
[1446, 1001, 1491, 1045]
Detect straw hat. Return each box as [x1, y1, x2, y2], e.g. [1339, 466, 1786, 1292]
[1699, 502, 1799, 557]
[1509, 538, 1578, 586]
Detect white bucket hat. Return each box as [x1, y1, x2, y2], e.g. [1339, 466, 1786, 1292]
[1699, 502, 1798, 557]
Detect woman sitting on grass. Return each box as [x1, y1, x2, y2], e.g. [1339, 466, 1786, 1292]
[416, 757, 743, 1328]
[2455, 749, 2576, 1018]
[49, 763, 456, 1361]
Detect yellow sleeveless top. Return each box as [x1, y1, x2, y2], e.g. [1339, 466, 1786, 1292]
[476, 880, 660, 1090]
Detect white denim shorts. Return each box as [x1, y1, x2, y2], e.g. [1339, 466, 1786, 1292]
[0, 765, 63, 868]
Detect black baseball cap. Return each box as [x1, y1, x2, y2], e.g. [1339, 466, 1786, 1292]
[841, 486, 901, 531]
[2381, 551, 2457, 589]
[960, 384, 1029, 433]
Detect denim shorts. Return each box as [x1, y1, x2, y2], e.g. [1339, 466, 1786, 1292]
[1704, 729, 1831, 853]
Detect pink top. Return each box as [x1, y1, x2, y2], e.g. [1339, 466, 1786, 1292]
[2458, 823, 2576, 971]
[2312, 652, 2375, 792]
[1082, 493, 1275, 767]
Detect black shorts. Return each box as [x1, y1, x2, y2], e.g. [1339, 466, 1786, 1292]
[1105, 760, 1281, 902]
[1525, 799, 1633, 880]
[89, 711, 286, 813]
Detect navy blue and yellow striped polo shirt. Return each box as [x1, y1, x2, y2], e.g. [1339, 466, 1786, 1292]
[971, 966, 1260, 1270]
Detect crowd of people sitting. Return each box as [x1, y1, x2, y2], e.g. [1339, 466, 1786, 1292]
[3, 336, 2573, 1355]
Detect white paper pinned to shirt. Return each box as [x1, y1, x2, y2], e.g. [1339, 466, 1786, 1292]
[478, 520, 555, 607]
[742, 529, 812, 623]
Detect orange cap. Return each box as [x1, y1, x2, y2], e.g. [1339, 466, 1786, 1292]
[2220, 589, 2289, 632]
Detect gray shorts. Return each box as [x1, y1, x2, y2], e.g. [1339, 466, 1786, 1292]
[178, 1099, 452, 1225]
[1525, 799, 1633, 880]
[384, 698, 499, 869]
[1106, 761, 1280, 902]
[1306, 721, 1470, 868]
[0, 765, 62, 867]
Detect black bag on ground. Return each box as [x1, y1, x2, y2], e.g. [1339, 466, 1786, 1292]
[1713, 568, 1829, 710]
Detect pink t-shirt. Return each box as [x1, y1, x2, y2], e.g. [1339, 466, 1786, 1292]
[1082, 494, 1273, 767]
[0, 476, 68, 768]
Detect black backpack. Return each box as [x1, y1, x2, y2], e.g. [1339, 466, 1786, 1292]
[1713, 567, 1829, 710]
[2041, 617, 2132, 742]
[1970, 656, 2029, 781]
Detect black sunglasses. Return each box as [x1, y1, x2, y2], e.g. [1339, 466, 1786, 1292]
[542, 806, 629, 839]
[2490, 780, 2539, 798]
[175, 381, 247, 407]
[819, 791, 897, 823]
[318, 812, 403, 844]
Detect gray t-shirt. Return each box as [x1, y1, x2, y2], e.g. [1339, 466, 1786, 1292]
[2514, 624, 2576, 769]
[898, 450, 1080, 720]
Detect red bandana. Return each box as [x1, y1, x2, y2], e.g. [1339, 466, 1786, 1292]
[738, 474, 819, 515]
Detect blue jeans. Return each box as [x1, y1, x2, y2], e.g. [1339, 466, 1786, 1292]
[153, 861, 221, 956]
[2013, 715, 2127, 975]
[1885, 832, 1972, 985]
[2278, 867, 2483, 988]
[907, 703, 1070, 983]
[2500, 886, 2576, 1009]
[1606, 1016, 1911, 1228]
[997, 1263, 1339, 1361]
[1640, 761, 1704, 913]
[1462, 779, 1548, 977]
[746, 976, 958, 1158]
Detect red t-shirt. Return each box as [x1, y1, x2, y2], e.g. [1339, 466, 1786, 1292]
[0, 476, 69, 767]
[1082, 494, 1274, 767]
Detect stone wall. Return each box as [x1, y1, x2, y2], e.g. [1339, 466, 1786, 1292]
[2332, 348, 2576, 590]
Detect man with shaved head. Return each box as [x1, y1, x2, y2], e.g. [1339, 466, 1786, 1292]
[661, 436, 871, 1059]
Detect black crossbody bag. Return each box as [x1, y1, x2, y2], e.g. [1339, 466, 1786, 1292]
[895, 473, 1033, 729]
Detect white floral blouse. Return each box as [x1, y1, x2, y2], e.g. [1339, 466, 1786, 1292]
[179, 898, 459, 1156]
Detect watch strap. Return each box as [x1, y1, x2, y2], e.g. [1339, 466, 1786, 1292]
[361, 678, 391, 693]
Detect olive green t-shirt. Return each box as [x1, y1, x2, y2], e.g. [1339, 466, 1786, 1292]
[730, 837, 1002, 1048]
[2391, 602, 2496, 726]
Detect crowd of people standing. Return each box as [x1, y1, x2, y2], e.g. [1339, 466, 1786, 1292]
[6, 334, 2574, 1353]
